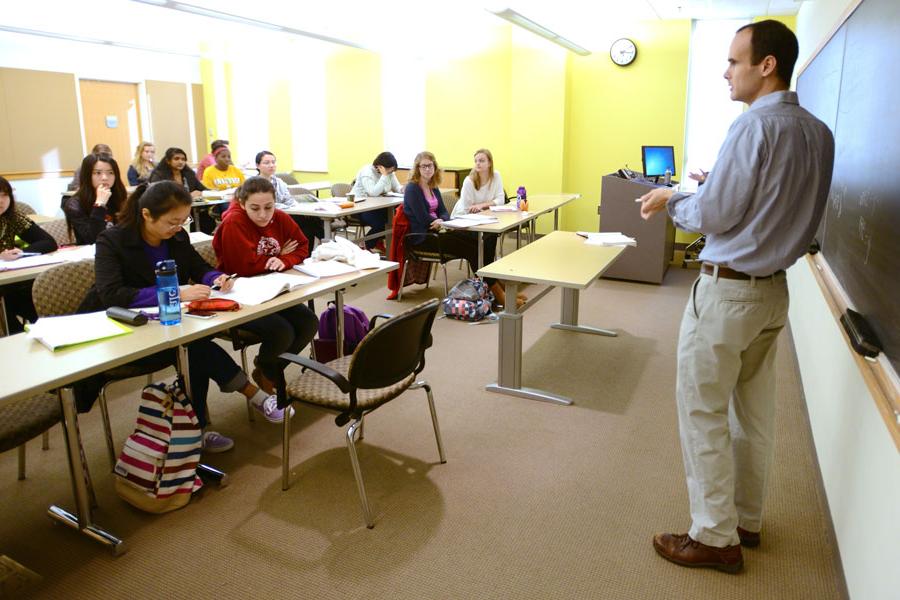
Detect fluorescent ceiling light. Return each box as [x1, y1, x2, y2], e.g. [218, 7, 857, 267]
[0, 24, 200, 58]
[488, 8, 590, 55]
[129, 0, 366, 49]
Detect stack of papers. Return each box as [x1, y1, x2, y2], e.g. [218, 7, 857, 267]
[201, 188, 236, 199]
[577, 232, 637, 247]
[26, 311, 132, 351]
[312, 203, 343, 214]
[210, 272, 319, 306]
[386, 191, 404, 197]
[489, 204, 519, 212]
[294, 260, 359, 278]
[442, 214, 500, 229]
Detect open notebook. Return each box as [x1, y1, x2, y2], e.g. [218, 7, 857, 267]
[26, 311, 132, 351]
[210, 271, 319, 305]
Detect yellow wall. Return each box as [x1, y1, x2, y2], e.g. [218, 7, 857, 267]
[563, 20, 692, 232]
[425, 28, 512, 172]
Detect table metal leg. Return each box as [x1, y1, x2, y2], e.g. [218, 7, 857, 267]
[485, 282, 572, 405]
[477, 233, 484, 269]
[550, 288, 617, 337]
[335, 289, 344, 358]
[384, 206, 394, 251]
[176, 345, 229, 486]
[191, 206, 200, 232]
[554, 208, 560, 231]
[0, 295, 7, 337]
[47, 387, 126, 556]
[323, 219, 333, 241]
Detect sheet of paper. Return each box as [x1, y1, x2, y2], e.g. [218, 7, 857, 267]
[26, 311, 132, 351]
[489, 204, 519, 212]
[577, 231, 637, 246]
[210, 272, 318, 305]
[312, 203, 342, 214]
[386, 191, 403, 197]
[440, 218, 476, 229]
[455, 214, 499, 224]
[0, 253, 66, 271]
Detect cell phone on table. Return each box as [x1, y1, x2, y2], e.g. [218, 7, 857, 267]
[185, 309, 216, 318]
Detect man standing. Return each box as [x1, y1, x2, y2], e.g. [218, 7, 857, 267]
[640, 20, 834, 573]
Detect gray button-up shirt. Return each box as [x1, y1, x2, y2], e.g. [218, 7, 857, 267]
[667, 90, 835, 276]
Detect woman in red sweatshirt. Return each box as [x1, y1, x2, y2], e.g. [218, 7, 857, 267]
[213, 176, 318, 394]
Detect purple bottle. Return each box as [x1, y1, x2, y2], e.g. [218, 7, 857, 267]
[516, 186, 527, 209]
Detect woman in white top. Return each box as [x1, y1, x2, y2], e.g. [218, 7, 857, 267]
[256, 150, 323, 247]
[350, 151, 402, 250]
[452, 148, 506, 217]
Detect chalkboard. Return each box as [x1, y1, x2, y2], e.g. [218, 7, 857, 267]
[797, 0, 900, 376]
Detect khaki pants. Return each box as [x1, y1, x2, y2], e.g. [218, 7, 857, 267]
[676, 271, 789, 547]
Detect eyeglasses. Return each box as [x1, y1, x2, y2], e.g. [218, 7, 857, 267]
[167, 216, 193, 229]
[419, 163, 435, 170]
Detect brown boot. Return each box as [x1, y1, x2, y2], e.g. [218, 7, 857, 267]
[489, 282, 506, 308]
[652, 533, 743, 573]
[251, 367, 275, 395]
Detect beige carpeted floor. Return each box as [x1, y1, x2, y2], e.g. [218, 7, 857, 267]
[0, 262, 847, 599]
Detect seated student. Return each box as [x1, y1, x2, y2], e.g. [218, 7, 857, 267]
[213, 176, 318, 394]
[453, 148, 505, 216]
[79, 181, 291, 452]
[63, 153, 128, 245]
[255, 150, 323, 249]
[350, 151, 402, 251]
[201, 146, 244, 191]
[127, 141, 156, 186]
[148, 147, 213, 233]
[68, 143, 112, 191]
[402, 150, 505, 306]
[196, 139, 228, 181]
[0, 176, 58, 333]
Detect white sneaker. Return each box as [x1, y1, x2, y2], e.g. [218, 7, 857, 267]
[253, 395, 295, 424]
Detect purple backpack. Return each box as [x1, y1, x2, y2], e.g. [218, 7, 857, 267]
[313, 302, 370, 362]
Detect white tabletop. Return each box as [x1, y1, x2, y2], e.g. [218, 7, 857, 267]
[282, 196, 402, 218]
[0, 262, 397, 404]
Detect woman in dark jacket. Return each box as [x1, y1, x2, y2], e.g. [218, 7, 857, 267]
[0, 176, 58, 333]
[63, 153, 128, 245]
[79, 181, 290, 452]
[402, 150, 509, 306]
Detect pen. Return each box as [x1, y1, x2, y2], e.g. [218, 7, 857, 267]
[211, 273, 237, 291]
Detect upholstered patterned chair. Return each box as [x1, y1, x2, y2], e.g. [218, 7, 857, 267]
[274, 299, 446, 529]
[0, 393, 61, 480]
[39, 218, 74, 246]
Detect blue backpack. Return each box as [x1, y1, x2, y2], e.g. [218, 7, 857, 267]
[314, 302, 370, 363]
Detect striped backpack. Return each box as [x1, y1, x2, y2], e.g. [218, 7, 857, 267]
[113, 381, 203, 514]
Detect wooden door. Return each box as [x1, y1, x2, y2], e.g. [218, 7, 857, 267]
[79, 80, 141, 164]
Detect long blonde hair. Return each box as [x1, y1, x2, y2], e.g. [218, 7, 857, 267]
[469, 148, 494, 191]
[130, 141, 155, 179]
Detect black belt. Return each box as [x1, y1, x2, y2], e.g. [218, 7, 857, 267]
[701, 263, 784, 280]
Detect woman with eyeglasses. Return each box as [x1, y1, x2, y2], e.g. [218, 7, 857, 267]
[213, 176, 318, 394]
[63, 153, 129, 245]
[402, 151, 510, 307]
[255, 150, 323, 247]
[78, 181, 291, 453]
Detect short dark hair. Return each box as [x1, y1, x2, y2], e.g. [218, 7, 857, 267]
[373, 151, 398, 170]
[736, 20, 799, 85]
[236, 176, 275, 203]
[211, 139, 229, 152]
[255, 150, 275, 165]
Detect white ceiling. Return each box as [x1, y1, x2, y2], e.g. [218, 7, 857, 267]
[2, 0, 804, 58]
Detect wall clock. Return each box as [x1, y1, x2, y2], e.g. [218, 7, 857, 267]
[610, 38, 637, 66]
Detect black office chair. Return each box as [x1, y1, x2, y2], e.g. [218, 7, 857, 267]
[398, 233, 472, 301]
[274, 299, 446, 529]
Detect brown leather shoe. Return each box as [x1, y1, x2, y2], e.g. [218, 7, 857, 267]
[737, 527, 760, 548]
[251, 367, 275, 395]
[653, 533, 743, 573]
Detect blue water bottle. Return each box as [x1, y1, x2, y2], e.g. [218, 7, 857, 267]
[155, 259, 181, 326]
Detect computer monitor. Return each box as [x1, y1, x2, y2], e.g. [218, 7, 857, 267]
[641, 145, 676, 179]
